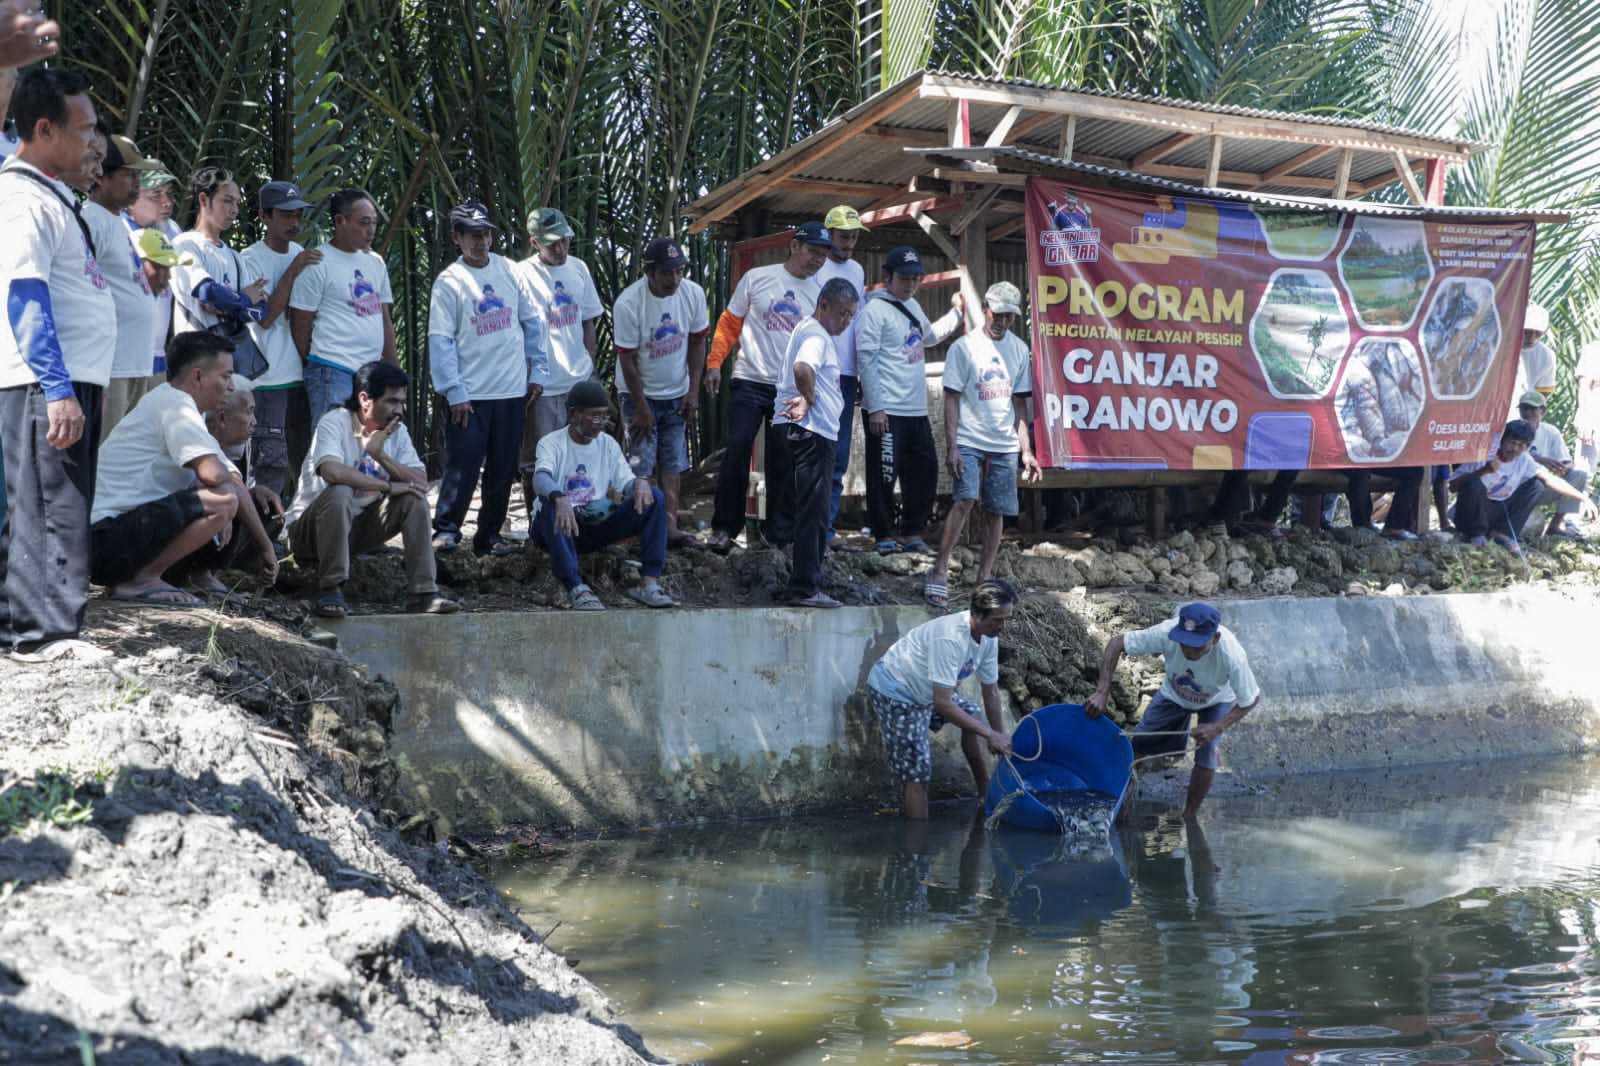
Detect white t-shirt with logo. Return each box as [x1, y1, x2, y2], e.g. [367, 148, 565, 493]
[515, 255, 603, 395]
[531, 429, 635, 521]
[868, 610, 1000, 708]
[725, 263, 820, 386]
[613, 276, 710, 400]
[240, 240, 308, 389]
[171, 231, 247, 335]
[286, 407, 423, 527]
[1518, 340, 1556, 393]
[1124, 618, 1260, 711]
[127, 217, 180, 375]
[83, 201, 156, 380]
[1459, 439, 1540, 501]
[289, 245, 393, 372]
[858, 291, 961, 417]
[773, 317, 844, 441]
[943, 330, 1033, 454]
[428, 254, 537, 402]
[1531, 422, 1571, 466]
[91, 383, 228, 523]
[815, 256, 865, 377]
[0, 158, 117, 390]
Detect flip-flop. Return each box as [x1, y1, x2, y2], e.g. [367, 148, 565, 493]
[900, 537, 932, 554]
[875, 540, 901, 556]
[924, 580, 949, 608]
[10, 639, 113, 664]
[111, 586, 203, 608]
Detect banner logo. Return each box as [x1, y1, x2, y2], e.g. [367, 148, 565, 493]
[1039, 194, 1101, 265]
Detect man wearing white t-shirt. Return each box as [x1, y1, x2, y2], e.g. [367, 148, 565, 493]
[124, 163, 180, 382]
[1089, 602, 1262, 818]
[289, 188, 397, 417]
[1508, 391, 1590, 538]
[1509, 301, 1556, 417]
[857, 245, 965, 555]
[0, 67, 117, 662]
[515, 208, 604, 483]
[427, 200, 549, 556]
[171, 167, 267, 355]
[90, 333, 277, 607]
[240, 180, 320, 498]
[772, 277, 859, 607]
[704, 220, 831, 551]
[865, 578, 1017, 819]
[1450, 418, 1596, 548]
[529, 380, 675, 611]
[817, 205, 869, 540]
[83, 133, 161, 439]
[926, 282, 1041, 608]
[615, 237, 709, 543]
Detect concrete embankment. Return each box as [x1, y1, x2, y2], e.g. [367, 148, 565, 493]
[335, 588, 1600, 833]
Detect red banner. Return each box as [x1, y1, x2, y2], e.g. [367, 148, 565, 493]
[1024, 179, 1535, 471]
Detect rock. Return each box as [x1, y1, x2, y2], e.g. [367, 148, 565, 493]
[435, 550, 485, 587]
[1189, 570, 1221, 596]
[1226, 542, 1250, 563]
[1225, 560, 1254, 589]
[1159, 572, 1192, 596]
[1366, 544, 1402, 575]
[1005, 554, 1084, 589]
[1068, 547, 1120, 586]
[1146, 556, 1172, 577]
[1428, 570, 1453, 590]
[1167, 530, 1196, 551]
[1333, 525, 1381, 547]
[1246, 538, 1279, 567]
[305, 628, 339, 650]
[1345, 580, 1370, 596]
[882, 553, 930, 576]
[1403, 555, 1437, 579]
[1165, 550, 1190, 570]
[1193, 537, 1219, 563]
[1111, 552, 1154, 584]
[1259, 566, 1298, 595]
[1381, 582, 1407, 596]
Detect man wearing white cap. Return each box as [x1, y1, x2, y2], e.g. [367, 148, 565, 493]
[1510, 301, 1555, 417]
[925, 281, 1041, 607]
[816, 205, 868, 544]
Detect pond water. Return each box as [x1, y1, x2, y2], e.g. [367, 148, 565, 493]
[492, 757, 1600, 1064]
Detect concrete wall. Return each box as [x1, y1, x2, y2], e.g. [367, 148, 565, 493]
[334, 589, 1600, 832]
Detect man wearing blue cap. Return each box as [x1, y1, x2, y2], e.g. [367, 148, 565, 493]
[1086, 602, 1261, 817]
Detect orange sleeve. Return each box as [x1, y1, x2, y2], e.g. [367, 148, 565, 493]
[706, 310, 745, 370]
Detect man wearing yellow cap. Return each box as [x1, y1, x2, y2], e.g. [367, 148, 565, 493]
[817, 205, 868, 546]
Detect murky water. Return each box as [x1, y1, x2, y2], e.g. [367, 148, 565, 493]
[492, 757, 1600, 1064]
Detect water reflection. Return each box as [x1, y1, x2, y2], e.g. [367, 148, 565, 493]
[493, 757, 1600, 1065]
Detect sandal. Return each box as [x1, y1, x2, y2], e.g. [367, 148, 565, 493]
[11, 639, 112, 664]
[314, 590, 347, 619]
[568, 584, 606, 611]
[875, 540, 901, 556]
[626, 584, 676, 608]
[924, 580, 949, 608]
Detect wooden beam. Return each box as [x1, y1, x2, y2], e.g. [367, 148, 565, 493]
[912, 206, 960, 261]
[960, 214, 988, 332]
[984, 105, 1023, 147]
[1423, 158, 1448, 205]
[1007, 111, 1060, 145]
[857, 195, 963, 227]
[930, 167, 1027, 187]
[1133, 132, 1202, 169]
[950, 185, 1004, 237]
[1332, 148, 1353, 199]
[990, 215, 1027, 240]
[1393, 149, 1426, 204]
[1059, 114, 1077, 161]
[776, 177, 901, 199]
[1205, 135, 1223, 186]
[948, 99, 971, 148]
[1259, 144, 1334, 184]
[858, 126, 946, 148]
[686, 78, 922, 233]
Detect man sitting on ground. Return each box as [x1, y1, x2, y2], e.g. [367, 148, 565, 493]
[1450, 418, 1597, 549]
[1514, 390, 1588, 538]
[1087, 602, 1261, 819]
[90, 332, 278, 606]
[865, 578, 1017, 820]
[205, 376, 287, 561]
[529, 379, 675, 611]
[284, 360, 458, 618]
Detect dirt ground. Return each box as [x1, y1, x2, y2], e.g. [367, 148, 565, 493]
[0, 606, 653, 1065]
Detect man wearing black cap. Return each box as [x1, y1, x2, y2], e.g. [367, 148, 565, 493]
[703, 220, 830, 551]
[1088, 602, 1262, 818]
[240, 180, 320, 499]
[427, 200, 548, 556]
[615, 237, 709, 543]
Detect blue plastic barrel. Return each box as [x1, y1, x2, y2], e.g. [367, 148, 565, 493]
[984, 703, 1135, 833]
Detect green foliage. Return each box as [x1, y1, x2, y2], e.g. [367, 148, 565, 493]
[0, 768, 108, 839]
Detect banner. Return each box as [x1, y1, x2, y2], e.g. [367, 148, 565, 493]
[1025, 179, 1536, 471]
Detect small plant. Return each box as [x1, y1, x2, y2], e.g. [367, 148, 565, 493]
[0, 768, 105, 839]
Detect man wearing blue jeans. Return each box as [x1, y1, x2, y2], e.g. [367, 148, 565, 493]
[529, 380, 675, 611]
[1087, 602, 1262, 818]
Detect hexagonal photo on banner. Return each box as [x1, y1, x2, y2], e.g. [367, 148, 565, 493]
[1422, 276, 1502, 400]
[1335, 337, 1426, 462]
[1249, 268, 1352, 399]
[1257, 208, 1343, 262]
[1337, 217, 1433, 331]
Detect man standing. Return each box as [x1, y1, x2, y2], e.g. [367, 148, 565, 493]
[515, 207, 603, 501]
[171, 167, 267, 340]
[773, 277, 859, 607]
[1451, 418, 1597, 547]
[1511, 301, 1556, 413]
[1087, 602, 1262, 818]
[0, 66, 117, 662]
[82, 133, 160, 439]
[427, 200, 548, 556]
[123, 162, 180, 388]
[240, 180, 320, 498]
[865, 578, 1017, 819]
[925, 282, 1041, 608]
[615, 237, 709, 543]
[817, 205, 868, 544]
[856, 245, 964, 556]
[289, 188, 397, 417]
[703, 220, 831, 551]
[284, 361, 457, 619]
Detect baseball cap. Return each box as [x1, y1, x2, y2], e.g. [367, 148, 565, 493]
[449, 199, 498, 232]
[1502, 418, 1536, 443]
[527, 207, 575, 241]
[792, 221, 832, 248]
[133, 227, 193, 267]
[883, 245, 926, 277]
[139, 160, 179, 190]
[565, 378, 611, 411]
[102, 134, 160, 174]
[1524, 301, 1549, 334]
[824, 205, 867, 232]
[1518, 389, 1548, 409]
[1169, 602, 1221, 648]
[259, 180, 313, 212]
[985, 280, 1023, 315]
[642, 237, 689, 271]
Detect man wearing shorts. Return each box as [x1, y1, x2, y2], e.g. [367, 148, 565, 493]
[1086, 602, 1261, 818]
[864, 578, 1017, 819]
[925, 281, 1041, 607]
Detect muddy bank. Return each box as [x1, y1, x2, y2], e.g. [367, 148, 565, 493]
[0, 605, 651, 1064]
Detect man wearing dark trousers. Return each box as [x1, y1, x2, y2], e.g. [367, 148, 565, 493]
[0, 67, 117, 663]
[773, 278, 859, 607]
[1450, 419, 1596, 548]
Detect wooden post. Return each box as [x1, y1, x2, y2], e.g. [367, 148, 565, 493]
[1414, 158, 1450, 536]
[1058, 114, 1077, 161]
[959, 209, 988, 333]
[1149, 487, 1168, 539]
[1332, 149, 1353, 200]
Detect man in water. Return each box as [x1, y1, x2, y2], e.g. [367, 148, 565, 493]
[865, 578, 1016, 819]
[1086, 602, 1261, 818]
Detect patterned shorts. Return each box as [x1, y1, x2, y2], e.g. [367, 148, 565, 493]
[869, 687, 982, 784]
